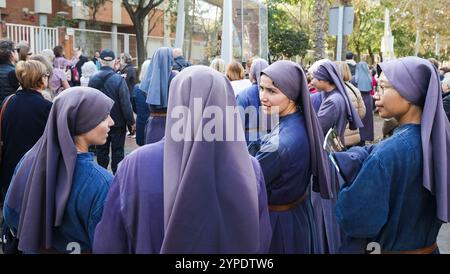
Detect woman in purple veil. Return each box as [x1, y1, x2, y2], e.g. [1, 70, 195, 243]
[93, 65, 271, 254]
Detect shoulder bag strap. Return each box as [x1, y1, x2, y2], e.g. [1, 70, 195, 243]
[0, 95, 15, 146]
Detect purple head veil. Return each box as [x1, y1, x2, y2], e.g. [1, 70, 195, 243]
[313, 61, 364, 130]
[261, 60, 333, 199]
[7, 87, 114, 252]
[378, 56, 450, 222]
[249, 59, 269, 88]
[161, 66, 261, 253]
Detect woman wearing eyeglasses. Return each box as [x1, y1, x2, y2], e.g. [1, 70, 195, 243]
[0, 60, 52, 204]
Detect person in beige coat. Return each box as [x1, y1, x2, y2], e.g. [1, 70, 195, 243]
[335, 61, 366, 146]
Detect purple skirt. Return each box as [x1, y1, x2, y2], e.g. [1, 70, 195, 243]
[359, 92, 374, 141]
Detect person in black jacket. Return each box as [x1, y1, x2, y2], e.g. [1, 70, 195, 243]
[72, 47, 88, 86]
[0, 39, 20, 104]
[172, 48, 191, 72]
[88, 49, 135, 174]
[442, 77, 450, 121]
[119, 53, 137, 104]
[0, 60, 52, 202]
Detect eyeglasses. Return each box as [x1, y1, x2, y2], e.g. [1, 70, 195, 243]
[43, 73, 50, 78]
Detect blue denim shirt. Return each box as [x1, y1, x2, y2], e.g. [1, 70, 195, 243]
[4, 152, 113, 253]
[336, 124, 442, 251]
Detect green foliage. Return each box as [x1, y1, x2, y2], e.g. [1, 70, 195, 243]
[82, 0, 107, 10]
[48, 15, 78, 28]
[391, 26, 415, 57]
[347, 0, 384, 61]
[268, 2, 310, 60]
[270, 28, 310, 60]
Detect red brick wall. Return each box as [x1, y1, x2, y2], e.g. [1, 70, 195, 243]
[1, 1, 167, 38]
[3, 0, 38, 25]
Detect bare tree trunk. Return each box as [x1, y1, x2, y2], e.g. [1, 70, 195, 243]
[313, 0, 327, 60]
[342, 35, 348, 60]
[413, 5, 420, 56]
[135, 20, 147, 76]
[123, 0, 164, 73]
[415, 28, 421, 56]
[188, 0, 196, 61]
[368, 44, 374, 65]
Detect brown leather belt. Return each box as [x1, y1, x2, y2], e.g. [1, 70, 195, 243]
[150, 112, 167, 117]
[245, 127, 259, 133]
[382, 242, 438, 254]
[268, 191, 309, 212]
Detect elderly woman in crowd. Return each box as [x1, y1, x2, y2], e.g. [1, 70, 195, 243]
[41, 49, 70, 96]
[0, 60, 52, 204]
[80, 61, 98, 87]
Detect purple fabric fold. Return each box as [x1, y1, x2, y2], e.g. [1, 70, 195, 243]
[161, 65, 264, 253]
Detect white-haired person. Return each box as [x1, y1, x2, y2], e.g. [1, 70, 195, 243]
[210, 58, 226, 74]
[80, 61, 98, 87]
[172, 48, 191, 72]
[41, 49, 70, 97]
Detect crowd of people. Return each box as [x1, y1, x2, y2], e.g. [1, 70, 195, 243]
[0, 38, 450, 255]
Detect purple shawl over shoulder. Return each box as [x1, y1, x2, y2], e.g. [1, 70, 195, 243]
[262, 60, 333, 199]
[161, 66, 262, 253]
[7, 87, 114, 252]
[379, 56, 450, 222]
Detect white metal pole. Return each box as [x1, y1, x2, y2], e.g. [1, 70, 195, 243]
[112, 24, 118, 56]
[175, 0, 185, 49]
[336, 6, 344, 61]
[221, 0, 233, 65]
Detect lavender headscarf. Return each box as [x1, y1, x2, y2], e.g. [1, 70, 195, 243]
[249, 59, 269, 88]
[140, 47, 174, 107]
[313, 61, 364, 130]
[7, 87, 114, 252]
[161, 66, 261, 253]
[378, 56, 450, 222]
[262, 60, 333, 199]
[355, 61, 373, 92]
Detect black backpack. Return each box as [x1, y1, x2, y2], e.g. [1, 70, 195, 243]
[1, 219, 21, 254]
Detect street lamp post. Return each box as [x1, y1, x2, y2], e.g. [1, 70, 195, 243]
[381, 8, 394, 61]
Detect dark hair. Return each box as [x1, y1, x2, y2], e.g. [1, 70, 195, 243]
[53, 45, 65, 58]
[428, 58, 439, 70]
[346, 52, 354, 60]
[0, 39, 15, 64]
[17, 41, 31, 61]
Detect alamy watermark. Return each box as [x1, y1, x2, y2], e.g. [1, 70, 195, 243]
[168, 98, 280, 152]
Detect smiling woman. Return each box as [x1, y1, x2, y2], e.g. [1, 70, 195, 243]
[250, 60, 333, 254]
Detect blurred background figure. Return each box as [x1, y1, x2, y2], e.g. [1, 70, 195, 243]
[16, 41, 32, 62]
[80, 61, 98, 87]
[172, 48, 191, 72]
[210, 58, 225, 74]
[226, 61, 252, 96]
[131, 59, 151, 146]
[119, 53, 137, 106]
[41, 49, 70, 97]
